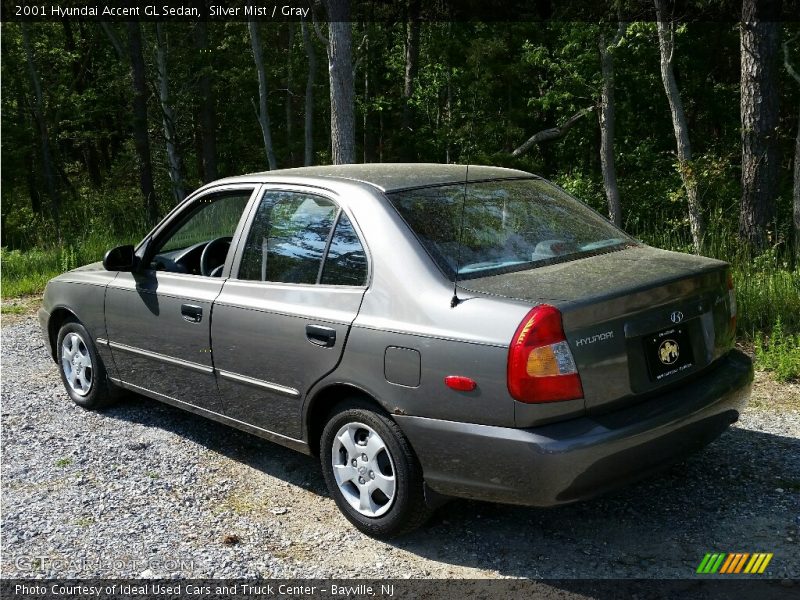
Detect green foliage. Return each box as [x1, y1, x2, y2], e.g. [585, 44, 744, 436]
[1, 19, 798, 388]
[755, 318, 800, 381]
[1, 220, 143, 298]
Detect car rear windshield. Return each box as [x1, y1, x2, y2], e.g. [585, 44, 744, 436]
[387, 178, 637, 280]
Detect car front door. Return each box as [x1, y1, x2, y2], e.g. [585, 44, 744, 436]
[104, 186, 258, 413]
[211, 187, 369, 439]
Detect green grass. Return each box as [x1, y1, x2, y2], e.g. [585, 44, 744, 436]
[1, 231, 141, 298]
[54, 457, 73, 468]
[755, 318, 800, 382]
[0, 304, 27, 314]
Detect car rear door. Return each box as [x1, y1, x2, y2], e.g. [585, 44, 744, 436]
[104, 186, 258, 413]
[211, 186, 369, 439]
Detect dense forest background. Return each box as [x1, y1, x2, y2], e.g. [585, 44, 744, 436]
[1, 4, 799, 375]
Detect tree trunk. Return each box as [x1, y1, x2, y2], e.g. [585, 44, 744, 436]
[21, 22, 60, 236]
[100, 22, 125, 60]
[794, 105, 800, 261]
[127, 22, 158, 226]
[286, 25, 295, 166]
[248, 20, 278, 170]
[785, 38, 800, 261]
[156, 23, 186, 204]
[362, 33, 372, 163]
[301, 21, 316, 166]
[740, 2, 781, 252]
[400, 0, 421, 159]
[323, 0, 356, 164]
[194, 21, 218, 182]
[15, 80, 41, 214]
[598, 23, 626, 227]
[655, 0, 703, 253]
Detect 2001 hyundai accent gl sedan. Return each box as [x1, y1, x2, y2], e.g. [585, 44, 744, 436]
[40, 164, 753, 537]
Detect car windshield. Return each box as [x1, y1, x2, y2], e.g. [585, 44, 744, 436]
[387, 178, 637, 280]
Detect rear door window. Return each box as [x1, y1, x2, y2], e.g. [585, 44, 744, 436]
[237, 191, 368, 286]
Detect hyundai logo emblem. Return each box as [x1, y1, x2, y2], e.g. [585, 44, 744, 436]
[670, 311, 684, 324]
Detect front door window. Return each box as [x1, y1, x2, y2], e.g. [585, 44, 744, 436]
[150, 191, 252, 277]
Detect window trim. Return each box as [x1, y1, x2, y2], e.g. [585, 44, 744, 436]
[228, 185, 371, 289]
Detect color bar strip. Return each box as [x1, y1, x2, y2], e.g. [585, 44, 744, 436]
[733, 553, 750, 573]
[697, 553, 713, 574]
[709, 553, 726, 573]
[720, 554, 736, 574]
[744, 554, 759, 574]
[757, 554, 773, 574]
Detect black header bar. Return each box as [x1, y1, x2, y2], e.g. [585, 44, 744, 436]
[2, 0, 799, 23]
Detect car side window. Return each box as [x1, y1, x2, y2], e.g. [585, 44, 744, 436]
[320, 214, 368, 286]
[238, 192, 337, 284]
[150, 191, 252, 276]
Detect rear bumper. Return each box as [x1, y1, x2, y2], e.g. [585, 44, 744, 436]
[395, 349, 753, 507]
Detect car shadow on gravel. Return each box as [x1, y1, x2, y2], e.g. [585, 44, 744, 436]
[394, 426, 799, 578]
[104, 394, 798, 578]
[103, 393, 327, 491]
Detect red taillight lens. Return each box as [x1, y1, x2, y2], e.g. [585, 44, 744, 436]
[508, 304, 583, 403]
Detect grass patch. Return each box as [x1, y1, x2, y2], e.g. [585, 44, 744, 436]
[755, 318, 800, 381]
[55, 457, 73, 468]
[1, 230, 142, 299]
[1, 304, 26, 315]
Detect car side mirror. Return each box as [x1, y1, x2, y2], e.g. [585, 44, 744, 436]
[103, 245, 137, 272]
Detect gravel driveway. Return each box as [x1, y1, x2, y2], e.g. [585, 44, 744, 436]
[2, 316, 798, 580]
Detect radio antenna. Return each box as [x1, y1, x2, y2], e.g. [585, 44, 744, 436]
[450, 163, 469, 308]
[451, 93, 476, 308]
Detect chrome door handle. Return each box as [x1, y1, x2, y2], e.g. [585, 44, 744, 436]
[181, 304, 203, 323]
[306, 324, 336, 347]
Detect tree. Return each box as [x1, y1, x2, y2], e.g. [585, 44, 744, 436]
[511, 107, 595, 157]
[654, 0, 703, 253]
[285, 25, 295, 166]
[301, 20, 317, 166]
[400, 0, 421, 159]
[193, 21, 218, 182]
[740, 0, 781, 251]
[155, 23, 186, 203]
[319, 0, 356, 164]
[22, 23, 61, 235]
[248, 20, 278, 170]
[598, 22, 627, 227]
[127, 21, 158, 226]
[784, 36, 800, 261]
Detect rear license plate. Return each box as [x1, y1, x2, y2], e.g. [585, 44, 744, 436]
[644, 324, 694, 381]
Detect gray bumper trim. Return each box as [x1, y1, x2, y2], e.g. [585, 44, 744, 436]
[395, 349, 753, 507]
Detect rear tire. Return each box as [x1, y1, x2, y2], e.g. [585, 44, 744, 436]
[320, 399, 431, 538]
[56, 320, 118, 410]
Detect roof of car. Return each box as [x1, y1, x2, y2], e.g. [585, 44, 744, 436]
[222, 163, 537, 193]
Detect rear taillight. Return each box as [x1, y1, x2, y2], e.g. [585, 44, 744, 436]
[507, 304, 583, 403]
[727, 272, 737, 333]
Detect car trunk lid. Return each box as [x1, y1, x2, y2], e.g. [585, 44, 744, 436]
[462, 245, 736, 414]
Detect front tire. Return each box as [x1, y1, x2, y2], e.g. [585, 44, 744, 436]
[320, 400, 431, 538]
[56, 320, 118, 410]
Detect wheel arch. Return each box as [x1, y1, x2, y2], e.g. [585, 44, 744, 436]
[47, 306, 80, 361]
[304, 382, 391, 457]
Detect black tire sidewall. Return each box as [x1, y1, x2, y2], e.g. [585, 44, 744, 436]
[320, 405, 424, 538]
[56, 320, 109, 409]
